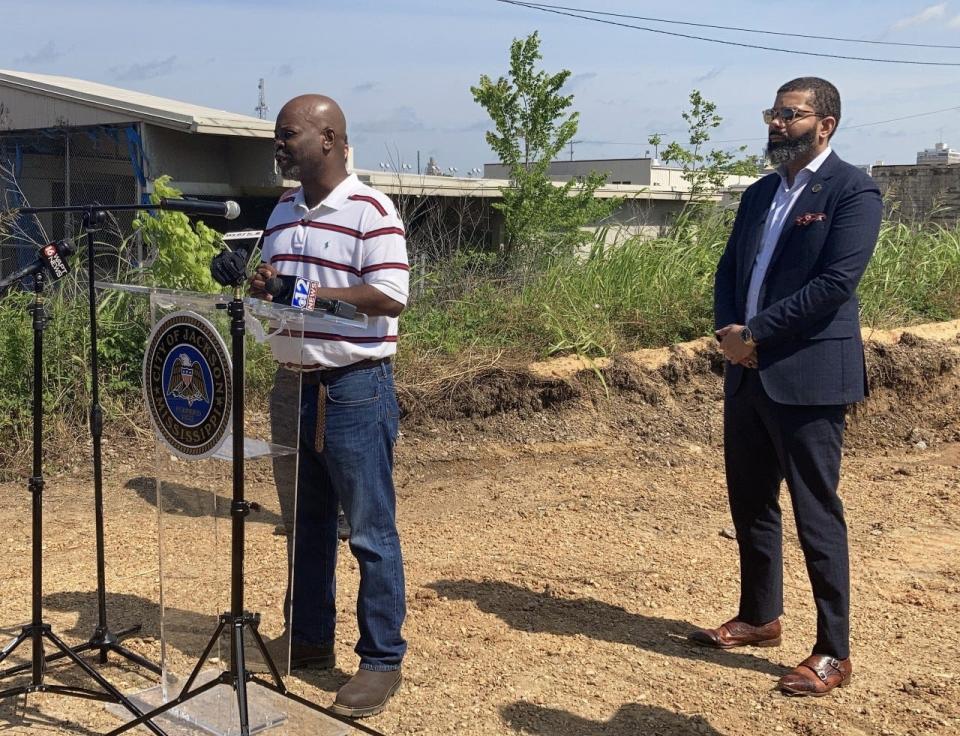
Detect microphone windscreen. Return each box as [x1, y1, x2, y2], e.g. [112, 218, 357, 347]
[265, 275, 291, 302]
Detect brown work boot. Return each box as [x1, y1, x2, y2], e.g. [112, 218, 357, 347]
[688, 617, 782, 649]
[246, 633, 335, 673]
[778, 654, 852, 697]
[330, 668, 402, 718]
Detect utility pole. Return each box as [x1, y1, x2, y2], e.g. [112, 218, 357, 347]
[255, 78, 269, 120]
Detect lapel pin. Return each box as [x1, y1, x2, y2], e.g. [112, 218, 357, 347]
[811, 183, 823, 193]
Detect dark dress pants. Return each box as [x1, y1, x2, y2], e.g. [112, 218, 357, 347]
[724, 369, 850, 659]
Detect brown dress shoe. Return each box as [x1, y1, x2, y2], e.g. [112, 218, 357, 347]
[778, 654, 852, 696]
[688, 617, 782, 649]
[329, 668, 402, 718]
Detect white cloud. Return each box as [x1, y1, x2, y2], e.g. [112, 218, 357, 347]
[892, 2, 948, 30]
[948, 13, 960, 26]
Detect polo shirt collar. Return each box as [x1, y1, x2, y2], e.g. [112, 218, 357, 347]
[292, 173, 360, 213]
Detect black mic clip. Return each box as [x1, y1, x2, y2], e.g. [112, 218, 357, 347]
[313, 297, 358, 321]
[210, 248, 248, 287]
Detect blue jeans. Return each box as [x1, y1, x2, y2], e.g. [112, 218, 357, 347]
[291, 361, 406, 671]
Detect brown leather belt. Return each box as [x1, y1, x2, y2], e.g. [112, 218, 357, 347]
[301, 357, 390, 385]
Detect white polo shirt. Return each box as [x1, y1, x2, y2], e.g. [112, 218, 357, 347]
[260, 174, 409, 369]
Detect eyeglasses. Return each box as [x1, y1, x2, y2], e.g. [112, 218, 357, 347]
[762, 107, 825, 125]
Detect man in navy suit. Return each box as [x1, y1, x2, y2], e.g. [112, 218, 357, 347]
[688, 77, 882, 697]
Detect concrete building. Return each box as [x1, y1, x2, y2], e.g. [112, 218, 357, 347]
[916, 142, 960, 166]
[871, 163, 960, 224]
[484, 157, 756, 192]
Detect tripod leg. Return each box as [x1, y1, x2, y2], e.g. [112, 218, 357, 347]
[0, 630, 31, 664]
[232, 621, 251, 736]
[247, 624, 284, 688]
[43, 630, 167, 736]
[180, 617, 226, 695]
[105, 675, 222, 736]
[105, 643, 163, 675]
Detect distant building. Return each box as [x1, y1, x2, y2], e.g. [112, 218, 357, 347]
[916, 142, 960, 166]
[871, 163, 960, 224]
[857, 161, 885, 176]
[483, 157, 755, 192]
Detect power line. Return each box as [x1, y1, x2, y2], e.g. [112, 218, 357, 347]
[496, 0, 960, 66]
[844, 104, 960, 130]
[514, 1, 960, 50]
[576, 105, 960, 149]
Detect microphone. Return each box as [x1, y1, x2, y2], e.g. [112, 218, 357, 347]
[158, 198, 240, 220]
[264, 274, 293, 303]
[265, 274, 357, 320]
[0, 239, 76, 291]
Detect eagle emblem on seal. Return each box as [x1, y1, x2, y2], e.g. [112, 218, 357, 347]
[165, 352, 209, 406]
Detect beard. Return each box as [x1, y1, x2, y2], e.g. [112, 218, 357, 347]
[279, 162, 302, 181]
[766, 128, 817, 166]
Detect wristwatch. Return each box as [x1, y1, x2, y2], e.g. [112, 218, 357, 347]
[739, 326, 756, 346]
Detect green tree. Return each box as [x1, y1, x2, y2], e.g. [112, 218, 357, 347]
[471, 32, 619, 261]
[133, 175, 223, 292]
[660, 90, 756, 201]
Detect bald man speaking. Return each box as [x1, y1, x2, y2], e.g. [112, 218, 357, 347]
[251, 95, 408, 718]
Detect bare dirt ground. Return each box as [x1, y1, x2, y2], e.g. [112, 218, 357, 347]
[0, 322, 958, 736]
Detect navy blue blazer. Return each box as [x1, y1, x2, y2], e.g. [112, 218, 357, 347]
[714, 151, 882, 406]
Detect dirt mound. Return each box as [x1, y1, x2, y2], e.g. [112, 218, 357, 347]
[399, 321, 960, 453]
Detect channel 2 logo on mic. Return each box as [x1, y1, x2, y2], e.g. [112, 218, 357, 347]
[291, 277, 321, 311]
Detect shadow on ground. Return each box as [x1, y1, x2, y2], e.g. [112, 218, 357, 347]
[428, 579, 787, 677]
[0, 699, 102, 735]
[124, 477, 284, 527]
[502, 701, 724, 735]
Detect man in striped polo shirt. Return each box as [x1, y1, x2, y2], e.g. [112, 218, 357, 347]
[250, 94, 408, 718]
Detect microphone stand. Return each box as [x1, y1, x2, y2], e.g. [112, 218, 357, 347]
[106, 268, 386, 736]
[0, 269, 166, 736]
[5, 202, 183, 679]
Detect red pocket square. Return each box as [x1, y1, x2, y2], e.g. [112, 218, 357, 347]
[795, 212, 827, 226]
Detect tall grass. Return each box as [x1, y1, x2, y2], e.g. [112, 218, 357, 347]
[859, 220, 960, 326]
[401, 207, 960, 360]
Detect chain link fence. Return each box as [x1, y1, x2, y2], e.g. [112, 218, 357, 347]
[0, 124, 144, 283]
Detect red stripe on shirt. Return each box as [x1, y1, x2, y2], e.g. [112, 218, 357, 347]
[362, 226, 405, 240]
[270, 253, 362, 276]
[264, 220, 300, 237]
[304, 221, 363, 239]
[361, 262, 410, 274]
[348, 194, 388, 217]
[264, 220, 364, 239]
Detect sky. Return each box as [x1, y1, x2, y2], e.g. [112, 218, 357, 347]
[2, 0, 959, 172]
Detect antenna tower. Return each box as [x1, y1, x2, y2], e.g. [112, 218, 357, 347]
[255, 78, 269, 119]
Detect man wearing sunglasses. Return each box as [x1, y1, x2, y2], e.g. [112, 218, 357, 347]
[689, 77, 882, 697]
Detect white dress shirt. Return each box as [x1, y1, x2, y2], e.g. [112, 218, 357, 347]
[745, 146, 832, 323]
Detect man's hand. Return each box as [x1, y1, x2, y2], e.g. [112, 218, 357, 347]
[249, 263, 278, 301]
[738, 347, 758, 369]
[716, 323, 755, 365]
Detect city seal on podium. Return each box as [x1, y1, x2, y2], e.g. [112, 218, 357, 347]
[143, 310, 232, 459]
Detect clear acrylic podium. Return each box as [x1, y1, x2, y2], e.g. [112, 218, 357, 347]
[97, 282, 367, 736]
